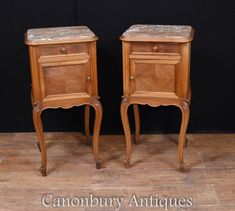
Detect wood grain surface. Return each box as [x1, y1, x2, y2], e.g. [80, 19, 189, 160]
[0, 133, 234, 210]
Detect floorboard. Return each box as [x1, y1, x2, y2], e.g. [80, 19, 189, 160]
[0, 133, 234, 210]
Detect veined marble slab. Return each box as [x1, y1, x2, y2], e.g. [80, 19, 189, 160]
[121, 24, 194, 42]
[26, 26, 97, 45]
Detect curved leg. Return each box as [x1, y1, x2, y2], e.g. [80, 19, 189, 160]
[188, 85, 192, 106]
[133, 104, 140, 144]
[121, 98, 132, 168]
[91, 97, 103, 169]
[32, 104, 47, 176]
[178, 100, 190, 172]
[84, 105, 91, 146]
[184, 86, 191, 148]
[184, 136, 189, 148]
[184, 114, 190, 148]
[36, 142, 41, 152]
[31, 90, 41, 152]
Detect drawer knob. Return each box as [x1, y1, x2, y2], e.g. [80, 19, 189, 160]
[86, 76, 91, 80]
[60, 47, 67, 54]
[153, 46, 158, 52]
[130, 76, 134, 80]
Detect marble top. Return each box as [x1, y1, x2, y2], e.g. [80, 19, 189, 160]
[121, 25, 194, 42]
[26, 26, 97, 45]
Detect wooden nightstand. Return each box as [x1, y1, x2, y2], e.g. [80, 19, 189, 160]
[25, 26, 103, 176]
[120, 25, 194, 171]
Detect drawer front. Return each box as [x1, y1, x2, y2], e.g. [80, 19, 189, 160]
[38, 43, 89, 56]
[129, 53, 181, 98]
[38, 53, 92, 100]
[131, 42, 178, 54]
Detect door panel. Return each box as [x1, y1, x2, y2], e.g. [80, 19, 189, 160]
[130, 53, 181, 98]
[38, 53, 91, 100]
[44, 64, 86, 95]
[134, 63, 175, 92]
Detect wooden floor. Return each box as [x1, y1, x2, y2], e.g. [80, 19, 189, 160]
[0, 133, 235, 211]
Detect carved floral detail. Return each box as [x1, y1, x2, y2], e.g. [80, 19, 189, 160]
[93, 97, 102, 107]
[121, 96, 129, 104]
[181, 99, 189, 111]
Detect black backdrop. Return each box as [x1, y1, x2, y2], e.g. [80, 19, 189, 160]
[0, 0, 234, 133]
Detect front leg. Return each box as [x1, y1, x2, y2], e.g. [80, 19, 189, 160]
[84, 105, 91, 146]
[120, 97, 132, 168]
[133, 104, 140, 144]
[178, 100, 190, 172]
[32, 104, 47, 176]
[90, 97, 103, 169]
[184, 86, 192, 148]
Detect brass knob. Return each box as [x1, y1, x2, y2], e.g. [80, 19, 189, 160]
[86, 76, 91, 80]
[153, 46, 158, 52]
[60, 47, 67, 54]
[130, 76, 134, 80]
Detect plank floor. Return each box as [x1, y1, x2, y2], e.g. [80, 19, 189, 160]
[0, 133, 235, 211]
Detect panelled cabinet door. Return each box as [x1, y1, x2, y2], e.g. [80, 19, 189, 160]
[38, 52, 92, 101]
[129, 52, 181, 99]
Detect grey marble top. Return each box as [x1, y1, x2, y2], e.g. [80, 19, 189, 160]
[26, 26, 96, 44]
[122, 25, 193, 42]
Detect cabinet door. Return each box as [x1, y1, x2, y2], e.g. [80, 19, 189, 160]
[129, 53, 181, 98]
[38, 53, 92, 100]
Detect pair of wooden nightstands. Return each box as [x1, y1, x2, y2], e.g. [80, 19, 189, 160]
[25, 25, 194, 176]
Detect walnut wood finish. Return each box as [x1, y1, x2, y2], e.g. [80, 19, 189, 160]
[25, 26, 103, 176]
[120, 25, 194, 171]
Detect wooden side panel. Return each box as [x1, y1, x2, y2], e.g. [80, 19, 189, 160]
[122, 42, 131, 96]
[29, 46, 42, 103]
[178, 43, 190, 98]
[89, 41, 98, 96]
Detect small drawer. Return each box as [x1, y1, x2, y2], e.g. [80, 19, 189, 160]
[38, 43, 89, 56]
[131, 42, 178, 54]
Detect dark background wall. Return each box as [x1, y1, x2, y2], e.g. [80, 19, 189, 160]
[0, 0, 234, 133]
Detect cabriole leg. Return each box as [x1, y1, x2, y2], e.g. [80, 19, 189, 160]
[133, 104, 140, 144]
[178, 100, 190, 172]
[91, 98, 103, 169]
[32, 104, 47, 176]
[84, 105, 91, 146]
[121, 98, 132, 168]
[184, 86, 192, 148]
